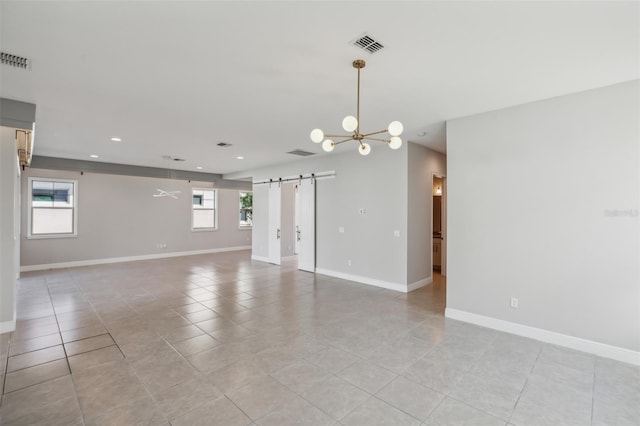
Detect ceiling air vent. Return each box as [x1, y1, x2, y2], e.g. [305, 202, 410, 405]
[351, 34, 384, 54]
[161, 155, 186, 162]
[217, 142, 232, 147]
[1, 52, 29, 69]
[287, 149, 315, 157]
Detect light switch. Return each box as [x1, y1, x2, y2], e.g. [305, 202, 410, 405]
[359, 208, 366, 214]
[338, 227, 345, 233]
[393, 230, 400, 237]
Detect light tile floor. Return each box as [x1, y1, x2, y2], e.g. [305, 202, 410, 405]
[0, 250, 638, 425]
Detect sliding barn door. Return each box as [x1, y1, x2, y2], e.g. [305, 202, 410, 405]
[267, 183, 281, 265]
[297, 178, 315, 272]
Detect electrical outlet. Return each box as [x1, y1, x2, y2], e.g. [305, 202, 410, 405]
[393, 230, 400, 237]
[339, 227, 345, 233]
[510, 297, 519, 308]
[359, 208, 366, 214]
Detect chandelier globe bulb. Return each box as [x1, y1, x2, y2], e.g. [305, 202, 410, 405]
[322, 139, 335, 152]
[389, 136, 402, 150]
[359, 142, 371, 156]
[342, 116, 358, 132]
[310, 129, 324, 143]
[388, 121, 404, 137]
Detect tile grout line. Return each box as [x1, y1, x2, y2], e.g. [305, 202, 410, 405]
[47, 271, 87, 426]
[224, 394, 255, 423]
[590, 358, 597, 425]
[371, 394, 426, 424]
[507, 345, 542, 425]
[44, 277, 72, 375]
[423, 389, 448, 424]
[1, 336, 11, 399]
[7, 333, 62, 358]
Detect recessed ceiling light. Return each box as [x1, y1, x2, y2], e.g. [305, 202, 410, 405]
[90, 154, 99, 158]
[196, 166, 203, 170]
[110, 137, 122, 142]
[236, 156, 244, 160]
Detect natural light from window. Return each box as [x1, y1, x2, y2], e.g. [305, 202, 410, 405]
[192, 189, 216, 230]
[29, 178, 77, 238]
[239, 191, 252, 228]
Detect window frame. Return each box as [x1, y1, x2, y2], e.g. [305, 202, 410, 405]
[191, 188, 217, 232]
[239, 191, 253, 229]
[27, 177, 78, 239]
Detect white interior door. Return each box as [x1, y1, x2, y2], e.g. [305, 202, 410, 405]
[297, 178, 315, 272]
[267, 183, 281, 265]
[294, 185, 300, 255]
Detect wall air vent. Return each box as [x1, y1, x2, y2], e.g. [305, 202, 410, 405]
[172, 158, 186, 162]
[1, 52, 29, 69]
[287, 149, 315, 157]
[217, 142, 232, 147]
[351, 34, 384, 54]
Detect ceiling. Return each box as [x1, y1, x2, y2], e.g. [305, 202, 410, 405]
[1, 1, 638, 176]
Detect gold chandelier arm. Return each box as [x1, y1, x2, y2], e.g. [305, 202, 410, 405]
[361, 129, 389, 137]
[363, 137, 391, 143]
[333, 137, 356, 145]
[324, 133, 353, 138]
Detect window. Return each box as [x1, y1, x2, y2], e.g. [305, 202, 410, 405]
[28, 178, 78, 238]
[239, 191, 252, 228]
[192, 188, 216, 230]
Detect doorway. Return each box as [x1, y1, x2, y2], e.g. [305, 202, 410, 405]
[432, 175, 446, 276]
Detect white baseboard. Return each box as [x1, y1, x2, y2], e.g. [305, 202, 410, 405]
[20, 246, 252, 272]
[0, 316, 16, 333]
[251, 255, 272, 263]
[280, 255, 298, 262]
[315, 268, 407, 293]
[408, 276, 433, 292]
[445, 308, 640, 366]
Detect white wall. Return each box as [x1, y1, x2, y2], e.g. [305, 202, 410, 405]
[407, 144, 446, 286]
[447, 81, 640, 357]
[0, 127, 19, 332]
[21, 168, 252, 268]
[238, 145, 409, 290]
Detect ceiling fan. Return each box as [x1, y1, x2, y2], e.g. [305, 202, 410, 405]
[153, 155, 183, 199]
[153, 189, 181, 199]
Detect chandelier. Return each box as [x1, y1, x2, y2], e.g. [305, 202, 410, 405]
[310, 59, 403, 156]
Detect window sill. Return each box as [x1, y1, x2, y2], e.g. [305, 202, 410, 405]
[191, 228, 218, 233]
[27, 234, 78, 240]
